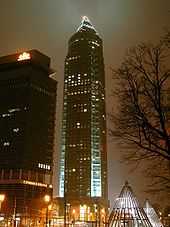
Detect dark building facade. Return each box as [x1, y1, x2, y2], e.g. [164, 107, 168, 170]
[0, 50, 57, 222]
[59, 17, 109, 221]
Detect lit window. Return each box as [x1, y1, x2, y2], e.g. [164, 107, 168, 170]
[38, 163, 51, 170]
[84, 109, 87, 112]
[72, 169, 76, 172]
[3, 142, 9, 146]
[13, 128, 19, 132]
[9, 108, 20, 113]
[2, 113, 12, 117]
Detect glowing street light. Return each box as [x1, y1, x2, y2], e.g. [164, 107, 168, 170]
[44, 195, 51, 227]
[72, 209, 76, 219]
[72, 209, 76, 215]
[45, 195, 50, 203]
[101, 208, 105, 222]
[0, 194, 5, 210]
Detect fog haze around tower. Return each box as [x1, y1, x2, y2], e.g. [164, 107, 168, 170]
[0, 0, 170, 207]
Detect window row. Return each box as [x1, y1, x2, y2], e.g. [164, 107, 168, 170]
[0, 169, 51, 184]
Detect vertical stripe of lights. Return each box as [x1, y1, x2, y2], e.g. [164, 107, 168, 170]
[91, 45, 101, 197]
[59, 64, 68, 197]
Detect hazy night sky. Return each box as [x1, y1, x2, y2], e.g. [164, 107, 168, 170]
[1, 0, 170, 208]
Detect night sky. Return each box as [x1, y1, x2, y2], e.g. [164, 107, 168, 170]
[1, 0, 170, 208]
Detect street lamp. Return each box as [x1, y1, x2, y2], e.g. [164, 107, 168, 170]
[72, 209, 76, 222]
[0, 194, 5, 210]
[83, 205, 87, 221]
[67, 203, 70, 226]
[101, 208, 105, 223]
[44, 195, 51, 227]
[94, 204, 98, 227]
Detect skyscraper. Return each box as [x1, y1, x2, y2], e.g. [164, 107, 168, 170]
[59, 17, 109, 219]
[0, 50, 57, 222]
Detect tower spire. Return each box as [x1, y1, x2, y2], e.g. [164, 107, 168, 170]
[76, 16, 99, 35]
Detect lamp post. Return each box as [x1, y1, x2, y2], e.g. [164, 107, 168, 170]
[83, 205, 87, 221]
[0, 194, 5, 211]
[72, 209, 76, 225]
[101, 208, 105, 223]
[44, 195, 51, 227]
[67, 203, 70, 226]
[94, 204, 97, 227]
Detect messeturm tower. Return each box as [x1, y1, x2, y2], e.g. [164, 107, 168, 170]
[59, 17, 109, 221]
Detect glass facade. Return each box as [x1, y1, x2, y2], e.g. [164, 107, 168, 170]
[0, 50, 57, 217]
[59, 17, 108, 205]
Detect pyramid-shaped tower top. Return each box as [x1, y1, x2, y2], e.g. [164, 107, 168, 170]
[76, 16, 99, 35]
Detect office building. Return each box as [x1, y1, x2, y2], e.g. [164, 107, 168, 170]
[0, 50, 57, 223]
[59, 17, 109, 221]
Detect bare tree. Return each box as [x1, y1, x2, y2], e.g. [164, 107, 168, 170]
[144, 158, 170, 195]
[109, 31, 170, 195]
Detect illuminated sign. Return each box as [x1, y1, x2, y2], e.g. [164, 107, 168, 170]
[18, 52, 30, 61]
[23, 180, 52, 188]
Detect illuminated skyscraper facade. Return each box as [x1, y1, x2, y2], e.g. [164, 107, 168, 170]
[59, 17, 108, 215]
[0, 50, 57, 222]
